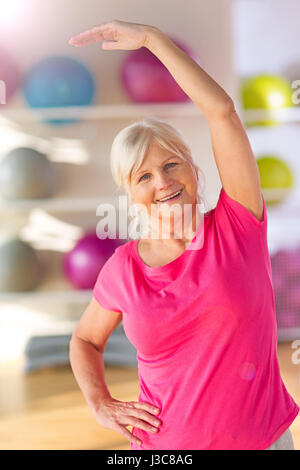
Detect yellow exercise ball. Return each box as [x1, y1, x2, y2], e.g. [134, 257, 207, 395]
[241, 74, 294, 127]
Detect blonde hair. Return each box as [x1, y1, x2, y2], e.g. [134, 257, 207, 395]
[110, 117, 208, 209]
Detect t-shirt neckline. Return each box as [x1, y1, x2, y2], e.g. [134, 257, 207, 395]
[132, 215, 206, 274]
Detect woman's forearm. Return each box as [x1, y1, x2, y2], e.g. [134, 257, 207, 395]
[69, 336, 112, 414]
[145, 26, 234, 120]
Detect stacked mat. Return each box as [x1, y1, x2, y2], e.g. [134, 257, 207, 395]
[24, 324, 138, 372]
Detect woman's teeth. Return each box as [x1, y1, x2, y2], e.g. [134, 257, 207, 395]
[158, 189, 182, 202]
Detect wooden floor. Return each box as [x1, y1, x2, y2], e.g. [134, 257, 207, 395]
[0, 342, 299, 450]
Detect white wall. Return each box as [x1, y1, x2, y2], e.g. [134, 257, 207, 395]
[233, 0, 300, 78]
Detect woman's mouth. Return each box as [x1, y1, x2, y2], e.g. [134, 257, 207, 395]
[156, 188, 183, 203]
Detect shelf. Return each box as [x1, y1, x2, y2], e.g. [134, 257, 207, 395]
[0, 250, 95, 304]
[0, 102, 203, 121]
[0, 190, 299, 215]
[261, 188, 293, 203]
[1, 103, 300, 124]
[0, 288, 93, 304]
[0, 195, 121, 213]
[277, 328, 300, 342]
[242, 106, 300, 125]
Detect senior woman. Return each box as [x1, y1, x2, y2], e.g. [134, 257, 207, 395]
[68, 20, 299, 450]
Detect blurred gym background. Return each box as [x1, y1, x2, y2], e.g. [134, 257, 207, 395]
[0, 0, 299, 450]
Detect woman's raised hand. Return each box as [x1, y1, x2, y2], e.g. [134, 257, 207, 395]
[69, 20, 155, 50]
[91, 397, 162, 447]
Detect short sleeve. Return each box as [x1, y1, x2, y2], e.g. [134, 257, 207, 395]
[214, 187, 267, 238]
[93, 253, 122, 313]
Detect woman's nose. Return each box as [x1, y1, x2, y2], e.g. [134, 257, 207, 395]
[154, 171, 173, 190]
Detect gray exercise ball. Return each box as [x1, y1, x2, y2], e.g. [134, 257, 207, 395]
[0, 238, 42, 292]
[0, 147, 56, 200]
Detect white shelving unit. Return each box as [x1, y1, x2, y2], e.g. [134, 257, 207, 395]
[232, 0, 300, 343]
[0, 102, 300, 310]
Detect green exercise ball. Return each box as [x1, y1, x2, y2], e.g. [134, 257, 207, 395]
[257, 155, 294, 205]
[0, 147, 57, 200]
[241, 74, 294, 126]
[0, 238, 42, 292]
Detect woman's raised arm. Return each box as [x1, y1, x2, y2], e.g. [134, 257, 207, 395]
[69, 20, 232, 118]
[69, 20, 263, 221]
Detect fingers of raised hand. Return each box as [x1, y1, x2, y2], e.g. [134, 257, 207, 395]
[69, 23, 116, 47]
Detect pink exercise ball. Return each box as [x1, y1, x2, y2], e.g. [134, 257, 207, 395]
[271, 269, 286, 297]
[284, 249, 300, 280]
[276, 309, 299, 329]
[270, 249, 290, 272]
[0, 47, 21, 103]
[288, 284, 300, 311]
[63, 232, 123, 290]
[121, 37, 199, 103]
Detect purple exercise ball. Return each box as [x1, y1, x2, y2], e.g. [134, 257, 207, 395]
[271, 269, 286, 296]
[284, 249, 300, 280]
[63, 232, 123, 290]
[121, 37, 199, 103]
[0, 47, 21, 103]
[270, 249, 290, 273]
[288, 284, 300, 312]
[276, 309, 299, 329]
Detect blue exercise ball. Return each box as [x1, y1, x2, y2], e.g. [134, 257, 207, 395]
[23, 56, 95, 125]
[0, 147, 57, 200]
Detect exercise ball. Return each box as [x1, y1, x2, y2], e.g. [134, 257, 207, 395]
[257, 155, 294, 204]
[0, 147, 57, 200]
[0, 47, 21, 103]
[241, 74, 294, 126]
[23, 56, 95, 125]
[276, 309, 299, 329]
[271, 249, 290, 272]
[271, 269, 286, 297]
[0, 238, 41, 292]
[63, 232, 123, 290]
[283, 250, 300, 280]
[271, 245, 300, 329]
[289, 284, 300, 311]
[121, 38, 198, 103]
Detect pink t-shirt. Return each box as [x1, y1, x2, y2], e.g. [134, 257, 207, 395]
[93, 187, 299, 450]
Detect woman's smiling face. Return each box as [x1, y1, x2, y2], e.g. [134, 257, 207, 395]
[129, 140, 198, 217]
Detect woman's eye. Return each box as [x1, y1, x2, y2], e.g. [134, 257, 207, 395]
[138, 163, 177, 182]
[165, 162, 177, 169]
[139, 173, 150, 182]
